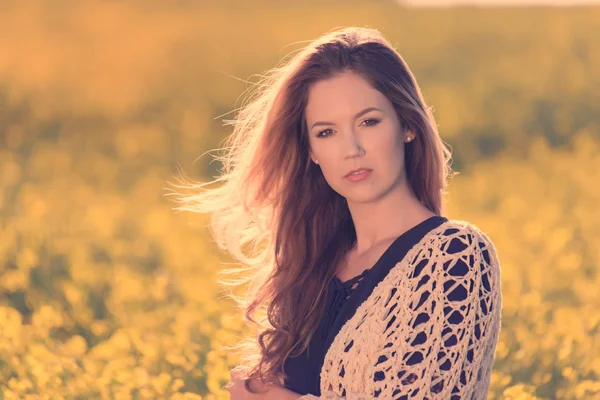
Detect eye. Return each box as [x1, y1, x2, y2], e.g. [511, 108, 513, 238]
[363, 118, 380, 127]
[316, 118, 381, 138]
[316, 128, 334, 138]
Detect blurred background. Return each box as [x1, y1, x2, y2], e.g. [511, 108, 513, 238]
[1, 0, 599, 398]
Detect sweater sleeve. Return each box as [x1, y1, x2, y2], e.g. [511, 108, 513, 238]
[297, 227, 501, 399]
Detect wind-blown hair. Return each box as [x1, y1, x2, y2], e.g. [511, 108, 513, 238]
[166, 26, 455, 393]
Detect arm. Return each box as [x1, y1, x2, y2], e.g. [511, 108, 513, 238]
[265, 384, 371, 400]
[370, 227, 501, 398]
[296, 392, 370, 400]
[298, 227, 500, 399]
[264, 386, 305, 400]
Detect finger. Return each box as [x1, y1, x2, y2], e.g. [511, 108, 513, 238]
[230, 367, 244, 380]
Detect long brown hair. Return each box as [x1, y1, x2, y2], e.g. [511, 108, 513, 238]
[166, 26, 455, 392]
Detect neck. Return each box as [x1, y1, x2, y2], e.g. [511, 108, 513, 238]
[345, 178, 436, 254]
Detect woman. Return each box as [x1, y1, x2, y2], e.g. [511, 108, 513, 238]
[169, 26, 502, 399]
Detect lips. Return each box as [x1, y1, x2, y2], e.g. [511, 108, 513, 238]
[345, 168, 372, 178]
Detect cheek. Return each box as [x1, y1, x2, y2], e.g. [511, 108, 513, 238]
[311, 143, 340, 165]
[375, 134, 405, 161]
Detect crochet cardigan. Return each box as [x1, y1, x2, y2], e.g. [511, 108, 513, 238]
[297, 219, 502, 399]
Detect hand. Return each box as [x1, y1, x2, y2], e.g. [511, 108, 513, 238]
[227, 368, 280, 400]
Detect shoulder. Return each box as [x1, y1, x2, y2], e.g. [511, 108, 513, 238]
[433, 218, 501, 272]
[437, 219, 497, 249]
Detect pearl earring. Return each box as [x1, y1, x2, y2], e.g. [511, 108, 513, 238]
[406, 136, 414, 142]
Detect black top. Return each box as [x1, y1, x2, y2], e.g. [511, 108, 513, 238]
[282, 215, 450, 396]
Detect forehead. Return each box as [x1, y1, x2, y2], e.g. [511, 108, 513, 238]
[305, 72, 388, 120]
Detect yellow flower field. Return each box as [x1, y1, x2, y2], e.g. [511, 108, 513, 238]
[1, 1, 599, 399]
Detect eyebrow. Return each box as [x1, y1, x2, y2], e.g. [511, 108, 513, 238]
[309, 107, 383, 130]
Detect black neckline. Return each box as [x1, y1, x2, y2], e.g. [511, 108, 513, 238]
[321, 214, 449, 356]
[332, 215, 446, 286]
[284, 215, 450, 396]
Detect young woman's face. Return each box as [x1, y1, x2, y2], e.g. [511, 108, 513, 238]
[305, 71, 412, 202]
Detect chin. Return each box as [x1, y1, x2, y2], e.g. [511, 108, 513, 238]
[343, 188, 384, 204]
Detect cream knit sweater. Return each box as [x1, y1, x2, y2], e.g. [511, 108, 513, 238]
[297, 219, 502, 399]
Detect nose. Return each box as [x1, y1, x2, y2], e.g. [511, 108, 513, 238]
[343, 131, 366, 158]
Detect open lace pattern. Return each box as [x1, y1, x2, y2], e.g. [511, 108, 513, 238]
[298, 220, 502, 399]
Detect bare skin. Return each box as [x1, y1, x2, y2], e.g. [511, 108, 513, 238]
[227, 369, 302, 400]
[229, 71, 438, 398]
[305, 70, 436, 282]
[335, 216, 435, 283]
